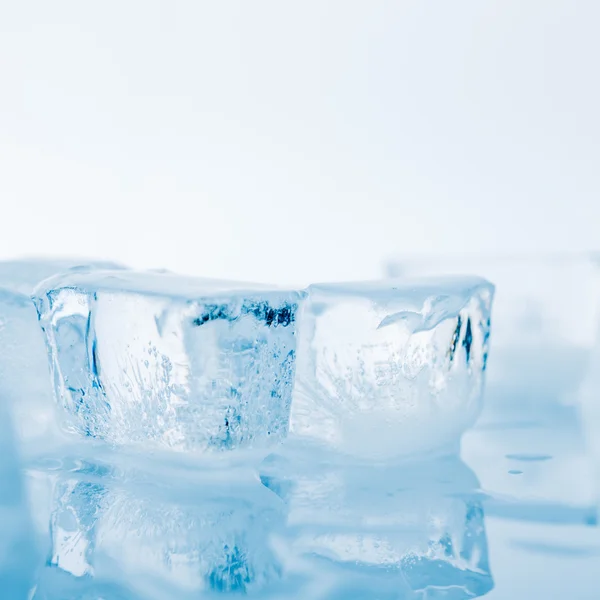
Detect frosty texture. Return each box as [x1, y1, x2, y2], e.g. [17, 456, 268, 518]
[290, 277, 494, 459]
[34, 270, 303, 453]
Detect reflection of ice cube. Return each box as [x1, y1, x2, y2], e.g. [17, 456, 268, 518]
[32, 459, 283, 597]
[290, 277, 493, 459]
[49, 480, 107, 577]
[96, 492, 281, 594]
[33, 270, 303, 453]
[384, 254, 600, 421]
[260, 452, 493, 599]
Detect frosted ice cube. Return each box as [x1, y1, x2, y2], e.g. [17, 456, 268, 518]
[385, 255, 600, 522]
[385, 254, 600, 422]
[33, 270, 303, 453]
[290, 277, 493, 460]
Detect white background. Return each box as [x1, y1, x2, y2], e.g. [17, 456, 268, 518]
[1, 1, 598, 285]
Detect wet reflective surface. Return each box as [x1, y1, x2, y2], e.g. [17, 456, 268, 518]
[2, 255, 599, 598]
[6, 395, 596, 599]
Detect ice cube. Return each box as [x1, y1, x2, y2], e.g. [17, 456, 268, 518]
[33, 270, 303, 453]
[289, 277, 494, 460]
[385, 254, 600, 423]
[0, 260, 123, 448]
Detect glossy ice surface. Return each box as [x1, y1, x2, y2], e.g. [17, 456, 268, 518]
[1, 258, 599, 599]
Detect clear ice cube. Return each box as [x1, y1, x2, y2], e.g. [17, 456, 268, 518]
[0, 260, 123, 447]
[290, 277, 494, 460]
[33, 270, 304, 453]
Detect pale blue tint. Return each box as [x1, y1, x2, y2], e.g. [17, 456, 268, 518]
[0, 382, 35, 597]
[385, 254, 600, 424]
[290, 277, 494, 460]
[33, 270, 303, 453]
[2, 259, 599, 598]
[0, 260, 123, 597]
[0, 260, 125, 450]
[26, 450, 284, 598]
[259, 449, 493, 599]
[385, 253, 600, 599]
[32, 272, 493, 458]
